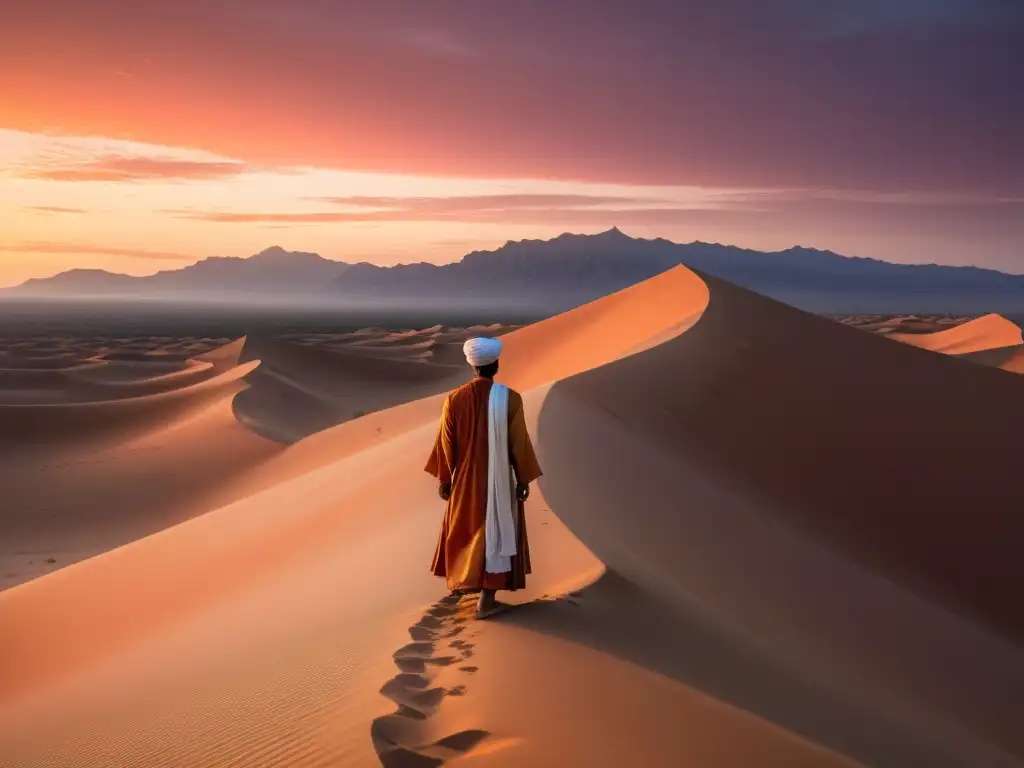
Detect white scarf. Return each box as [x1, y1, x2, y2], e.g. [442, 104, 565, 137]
[485, 382, 518, 573]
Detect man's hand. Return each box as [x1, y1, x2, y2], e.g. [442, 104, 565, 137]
[439, 483, 452, 501]
[516, 483, 530, 502]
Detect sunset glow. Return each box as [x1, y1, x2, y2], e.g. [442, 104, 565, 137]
[1, 0, 1021, 285]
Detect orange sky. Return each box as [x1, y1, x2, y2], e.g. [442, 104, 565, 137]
[1, 1, 1021, 285]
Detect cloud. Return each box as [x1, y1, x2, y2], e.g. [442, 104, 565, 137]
[167, 190, 1024, 257]
[0, 242, 193, 260]
[3, 0, 1020, 195]
[21, 155, 248, 182]
[173, 210, 746, 228]
[23, 205, 87, 213]
[171, 192, 730, 226]
[314, 194, 667, 211]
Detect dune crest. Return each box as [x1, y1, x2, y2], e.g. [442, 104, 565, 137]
[888, 312, 1022, 354]
[959, 343, 1024, 375]
[0, 335, 283, 589]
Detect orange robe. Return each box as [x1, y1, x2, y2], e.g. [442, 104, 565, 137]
[425, 376, 543, 591]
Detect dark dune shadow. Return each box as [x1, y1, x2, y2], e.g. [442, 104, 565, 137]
[528, 272, 1024, 766]
[536, 275, 1024, 643]
[959, 344, 1024, 374]
[502, 572, 981, 768]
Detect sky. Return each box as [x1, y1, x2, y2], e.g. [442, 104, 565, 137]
[1, 0, 1022, 286]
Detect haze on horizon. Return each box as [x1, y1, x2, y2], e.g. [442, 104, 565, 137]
[1, 0, 1022, 287]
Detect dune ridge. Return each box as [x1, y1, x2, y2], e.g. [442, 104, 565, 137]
[0, 336, 284, 588]
[2, 267, 1022, 767]
[0, 328, 518, 591]
[887, 312, 1022, 354]
[961, 344, 1024, 374]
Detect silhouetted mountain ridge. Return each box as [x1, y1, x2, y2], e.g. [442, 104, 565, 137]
[10, 230, 1024, 313]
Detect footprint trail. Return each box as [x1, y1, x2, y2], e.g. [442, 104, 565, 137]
[371, 594, 491, 767]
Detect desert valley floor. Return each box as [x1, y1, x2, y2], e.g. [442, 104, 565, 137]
[2, 267, 1024, 767]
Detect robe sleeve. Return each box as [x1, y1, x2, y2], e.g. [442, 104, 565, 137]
[424, 394, 455, 485]
[508, 390, 542, 485]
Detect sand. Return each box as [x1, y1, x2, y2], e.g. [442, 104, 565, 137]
[886, 313, 1023, 354]
[847, 313, 1024, 378]
[2, 268, 1022, 767]
[960, 344, 1024, 375]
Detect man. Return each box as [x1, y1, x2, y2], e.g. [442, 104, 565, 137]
[425, 336, 542, 619]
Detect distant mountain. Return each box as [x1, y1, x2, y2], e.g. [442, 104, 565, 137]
[15, 246, 345, 297]
[327, 228, 1024, 313]
[10, 231, 1024, 314]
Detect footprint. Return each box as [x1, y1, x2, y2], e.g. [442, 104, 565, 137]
[426, 605, 459, 619]
[377, 746, 441, 767]
[380, 678, 447, 717]
[373, 596, 498, 765]
[425, 656, 457, 667]
[394, 642, 435, 660]
[432, 729, 490, 751]
[391, 673, 429, 690]
[408, 626, 434, 642]
[395, 658, 426, 674]
[395, 705, 428, 722]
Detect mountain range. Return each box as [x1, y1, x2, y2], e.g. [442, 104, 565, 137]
[9, 229, 1024, 314]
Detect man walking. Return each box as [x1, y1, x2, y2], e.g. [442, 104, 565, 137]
[425, 337, 542, 618]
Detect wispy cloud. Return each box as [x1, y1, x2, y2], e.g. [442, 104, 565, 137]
[172, 192, 714, 225]
[314, 194, 667, 211]
[23, 205, 87, 214]
[0, 242, 193, 261]
[21, 156, 248, 182]
[177, 208, 744, 227]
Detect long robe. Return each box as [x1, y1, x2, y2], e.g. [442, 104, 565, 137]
[425, 376, 543, 591]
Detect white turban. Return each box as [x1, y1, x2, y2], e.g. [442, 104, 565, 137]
[463, 337, 502, 367]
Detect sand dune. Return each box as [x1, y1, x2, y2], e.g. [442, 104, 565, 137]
[888, 312, 1022, 354]
[960, 344, 1024, 374]
[838, 315, 972, 336]
[233, 336, 468, 443]
[532, 273, 1024, 764]
[0, 331, 491, 590]
[0, 337, 282, 588]
[2, 268, 1022, 767]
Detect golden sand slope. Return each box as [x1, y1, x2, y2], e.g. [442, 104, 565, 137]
[0, 338, 282, 588]
[0, 332, 483, 590]
[888, 313, 1023, 354]
[2, 268, 1023, 767]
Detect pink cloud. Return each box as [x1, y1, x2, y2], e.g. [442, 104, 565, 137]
[0, 242, 193, 260]
[22, 156, 248, 182]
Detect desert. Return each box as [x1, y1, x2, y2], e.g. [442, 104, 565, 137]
[1, 266, 1023, 767]
[5, 2, 1023, 764]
